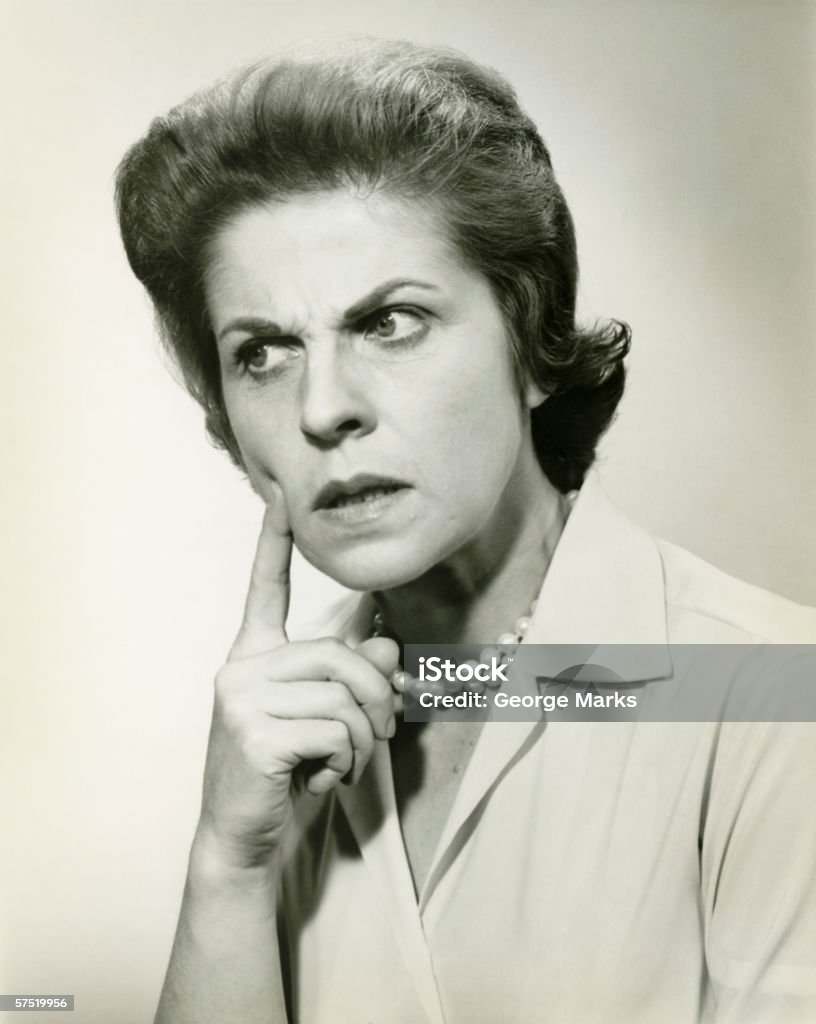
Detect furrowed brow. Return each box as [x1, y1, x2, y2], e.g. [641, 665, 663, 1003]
[216, 280, 438, 341]
[340, 279, 439, 325]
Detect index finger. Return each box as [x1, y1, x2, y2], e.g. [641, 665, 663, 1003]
[229, 484, 292, 661]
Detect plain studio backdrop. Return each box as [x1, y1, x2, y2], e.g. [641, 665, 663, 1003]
[1, 1, 814, 1021]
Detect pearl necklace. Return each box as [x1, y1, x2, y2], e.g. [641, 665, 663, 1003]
[371, 598, 538, 702]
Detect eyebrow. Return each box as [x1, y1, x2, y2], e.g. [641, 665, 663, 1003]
[216, 316, 283, 342]
[215, 278, 439, 343]
[340, 278, 439, 324]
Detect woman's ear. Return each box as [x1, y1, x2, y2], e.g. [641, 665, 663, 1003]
[524, 380, 548, 410]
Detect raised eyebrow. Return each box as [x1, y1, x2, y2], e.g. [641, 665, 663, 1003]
[216, 316, 282, 343]
[340, 279, 439, 325]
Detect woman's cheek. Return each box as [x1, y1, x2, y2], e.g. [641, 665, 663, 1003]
[240, 454, 274, 497]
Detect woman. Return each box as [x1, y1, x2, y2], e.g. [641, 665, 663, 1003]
[115, 39, 816, 1023]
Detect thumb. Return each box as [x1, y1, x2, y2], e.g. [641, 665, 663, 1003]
[355, 636, 401, 679]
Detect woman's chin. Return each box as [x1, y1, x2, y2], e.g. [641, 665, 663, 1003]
[299, 541, 435, 593]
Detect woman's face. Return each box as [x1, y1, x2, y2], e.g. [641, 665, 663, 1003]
[206, 188, 545, 590]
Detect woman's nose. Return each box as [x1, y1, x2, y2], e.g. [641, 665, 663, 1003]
[298, 347, 376, 444]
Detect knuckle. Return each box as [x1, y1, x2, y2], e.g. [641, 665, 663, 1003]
[324, 718, 350, 747]
[370, 681, 392, 706]
[240, 726, 271, 768]
[315, 636, 348, 660]
[326, 680, 355, 714]
[365, 683, 392, 713]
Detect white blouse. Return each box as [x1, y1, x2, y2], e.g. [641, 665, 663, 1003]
[280, 470, 816, 1023]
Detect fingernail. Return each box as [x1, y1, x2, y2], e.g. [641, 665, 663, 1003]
[386, 716, 396, 739]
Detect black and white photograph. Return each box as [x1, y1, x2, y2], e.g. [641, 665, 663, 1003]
[2, 2, 815, 1022]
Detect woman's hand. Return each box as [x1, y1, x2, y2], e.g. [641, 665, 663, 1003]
[194, 487, 399, 873]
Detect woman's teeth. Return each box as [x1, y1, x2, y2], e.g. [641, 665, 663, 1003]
[331, 485, 399, 508]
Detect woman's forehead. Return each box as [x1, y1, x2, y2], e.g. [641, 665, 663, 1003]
[204, 188, 475, 322]
[210, 188, 459, 263]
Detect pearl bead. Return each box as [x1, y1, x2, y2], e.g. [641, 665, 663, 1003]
[480, 645, 501, 665]
[497, 632, 521, 651]
[391, 670, 410, 694]
[514, 616, 531, 635]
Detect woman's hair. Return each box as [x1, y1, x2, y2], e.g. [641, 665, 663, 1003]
[115, 38, 630, 494]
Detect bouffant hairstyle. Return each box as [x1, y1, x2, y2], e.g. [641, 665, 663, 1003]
[115, 39, 630, 494]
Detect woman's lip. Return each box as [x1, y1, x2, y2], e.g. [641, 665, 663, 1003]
[313, 474, 411, 511]
[315, 484, 412, 523]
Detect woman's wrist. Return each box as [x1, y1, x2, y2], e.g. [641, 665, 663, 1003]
[189, 823, 283, 893]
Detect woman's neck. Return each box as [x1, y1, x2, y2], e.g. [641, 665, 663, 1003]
[373, 467, 569, 646]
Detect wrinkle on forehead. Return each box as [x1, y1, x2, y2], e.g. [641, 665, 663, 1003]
[204, 188, 471, 336]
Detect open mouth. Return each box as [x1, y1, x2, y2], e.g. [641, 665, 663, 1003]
[324, 484, 405, 510]
[314, 475, 410, 513]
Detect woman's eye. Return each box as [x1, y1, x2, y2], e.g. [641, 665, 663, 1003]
[363, 309, 426, 344]
[245, 344, 271, 369]
[235, 339, 296, 376]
